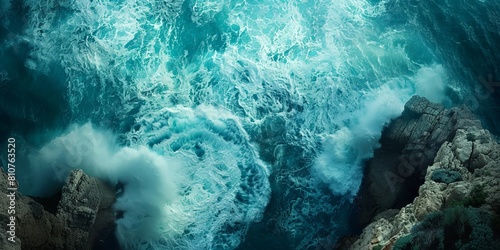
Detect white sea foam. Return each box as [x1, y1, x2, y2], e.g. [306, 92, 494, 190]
[18, 0, 453, 248]
[28, 124, 180, 247]
[312, 65, 449, 198]
[28, 105, 270, 249]
[413, 64, 447, 103]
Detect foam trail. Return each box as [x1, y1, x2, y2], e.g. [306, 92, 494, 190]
[312, 65, 448, 197]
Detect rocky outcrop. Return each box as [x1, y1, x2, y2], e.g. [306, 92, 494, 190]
[356, 95, 482, 226]
[349, 109, 500, 250]
[0, 169, 116, 250]
[0, 168, 63, 250]
[56, 169, 116, 250]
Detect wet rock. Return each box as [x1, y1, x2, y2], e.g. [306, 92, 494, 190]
[356, 95, 482, 226]
[0, 168, 68, 250]
[0, 169, 116, 250]
[348, 105, 500, 250]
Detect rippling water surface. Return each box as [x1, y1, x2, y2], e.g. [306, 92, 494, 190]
[1, 0, 499, 249]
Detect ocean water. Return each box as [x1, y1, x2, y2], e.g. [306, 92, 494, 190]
[1, 0, 499, 249]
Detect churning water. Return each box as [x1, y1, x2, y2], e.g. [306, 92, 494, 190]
[1, 0, 499, 249]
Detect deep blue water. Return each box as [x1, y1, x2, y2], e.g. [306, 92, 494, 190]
[1, 0, 499, 249]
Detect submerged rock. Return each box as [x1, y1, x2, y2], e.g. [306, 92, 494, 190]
[0, 169, 116, 250]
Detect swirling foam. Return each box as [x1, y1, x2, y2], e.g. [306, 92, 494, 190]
[14, 0, 459, 248]
[28, 106, 270, 249]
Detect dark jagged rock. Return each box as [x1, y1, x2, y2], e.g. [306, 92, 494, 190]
[56, 169, 116, 250]
[349, 119, 500, 249]
[0, 169, 116, 250]
[356, 95, 482, 226]
[0, 168, 67, 250]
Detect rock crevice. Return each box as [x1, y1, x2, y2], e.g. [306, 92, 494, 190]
[356, 96, 482, 226]
[347, 96, 500, 250]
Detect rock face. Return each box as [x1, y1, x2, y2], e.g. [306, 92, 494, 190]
[356, 95, 482, 226]
[349, 99, 500, 250]
[0, 169, 116, 250]
[56, 169, 116, 250]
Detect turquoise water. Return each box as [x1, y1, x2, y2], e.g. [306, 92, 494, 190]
[1, 0, 499, 249]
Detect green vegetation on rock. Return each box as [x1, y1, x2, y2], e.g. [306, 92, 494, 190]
[466, 184, 487, 207]
[393, 234, 416, 250]
[449, 184, 487, 208]
[431, 169, 462, 184]
[393, 206, 500, 250]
